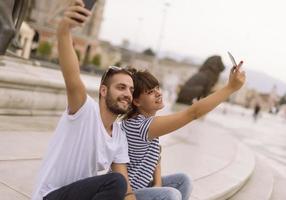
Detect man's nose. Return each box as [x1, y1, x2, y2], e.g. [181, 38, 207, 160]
[125, 89, 132, 99]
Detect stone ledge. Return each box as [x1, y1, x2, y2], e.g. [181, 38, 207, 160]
[0, 56, 99, 115]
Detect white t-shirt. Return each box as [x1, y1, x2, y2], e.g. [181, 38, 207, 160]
[32, 95, 129, 200]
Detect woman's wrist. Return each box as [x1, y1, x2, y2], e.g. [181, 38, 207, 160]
[224, 85, 236, 94]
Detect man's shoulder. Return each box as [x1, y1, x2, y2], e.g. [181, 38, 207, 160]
[81, 95, 98, 113]
[65, 95, 98, 121]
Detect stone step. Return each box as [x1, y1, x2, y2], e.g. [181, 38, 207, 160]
[191, 143, 255, 200]
[227, 157, 274, 200]
[0, 182, 29, 200]
[160, 120, 256, 200]
[270, 171, 286, 200]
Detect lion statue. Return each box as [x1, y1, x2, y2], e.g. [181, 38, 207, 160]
[176, 55, 225, 105]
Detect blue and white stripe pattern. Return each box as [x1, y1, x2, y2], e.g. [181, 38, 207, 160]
[122, 115, 160, 189]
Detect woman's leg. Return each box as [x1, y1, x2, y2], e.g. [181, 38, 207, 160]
[135, 187, 182, 200]
[44, 172, 127, 200]
[162, 173, 192, 200]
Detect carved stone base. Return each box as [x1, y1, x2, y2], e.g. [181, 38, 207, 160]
[0, 56, 99, 116]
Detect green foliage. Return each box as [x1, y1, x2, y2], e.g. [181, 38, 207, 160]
[143, 48, 156, 56]
[37, 41, 52, 58]
[91, 54, 101, 67]
[75, 49, 81, 61]
[114, 61, 122, 67]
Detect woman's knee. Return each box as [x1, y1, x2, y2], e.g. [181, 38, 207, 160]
[177, 173, 192, 190]
[163, 188, 182, 200]
[180, 173, 192, 200]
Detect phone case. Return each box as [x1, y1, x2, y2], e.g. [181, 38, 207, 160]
[84, 0, 97, 10]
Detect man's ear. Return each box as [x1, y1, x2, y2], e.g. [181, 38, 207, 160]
[100, 85, 108, 97]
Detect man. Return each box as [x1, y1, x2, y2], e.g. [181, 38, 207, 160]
[32, 1, 136, 200]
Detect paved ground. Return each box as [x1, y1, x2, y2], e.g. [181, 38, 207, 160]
[0, 102, 285, 199]
[204, 103, 286, 177]
[0, 116, 59, 200]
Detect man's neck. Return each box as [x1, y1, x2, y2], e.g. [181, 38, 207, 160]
[99, 101, 117, 136]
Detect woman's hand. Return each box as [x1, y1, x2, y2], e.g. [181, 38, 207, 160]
[227, 61, 246, 92]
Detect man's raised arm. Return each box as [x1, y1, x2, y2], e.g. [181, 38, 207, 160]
[57, 0, 91, 114]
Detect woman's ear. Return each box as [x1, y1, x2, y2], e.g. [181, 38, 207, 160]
[133, 98, 141, 107]
[100, 85, 107, 97]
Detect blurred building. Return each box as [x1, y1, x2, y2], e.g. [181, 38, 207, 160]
[227, 84, 281, 112]
[16, 22, 35, 59]
[26, 0, 105, 64]
[97, 40, 122, 68]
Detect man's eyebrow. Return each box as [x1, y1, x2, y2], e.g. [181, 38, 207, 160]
[115, 83, 133, 88]
[116, 83, 127, 86]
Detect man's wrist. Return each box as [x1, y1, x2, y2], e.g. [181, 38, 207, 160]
[57, 21, 70, 36]
[125, 192, 135, 197]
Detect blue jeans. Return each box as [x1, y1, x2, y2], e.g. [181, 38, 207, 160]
[134, 173, 192, 200]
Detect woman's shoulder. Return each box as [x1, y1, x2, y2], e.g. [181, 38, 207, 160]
[122, 115, 145, 127]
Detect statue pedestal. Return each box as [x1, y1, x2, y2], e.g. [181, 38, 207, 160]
[0, 56, 100, 116]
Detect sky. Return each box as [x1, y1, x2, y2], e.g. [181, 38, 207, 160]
[99, 0, 286, 83]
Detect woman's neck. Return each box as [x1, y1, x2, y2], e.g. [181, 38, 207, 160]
[138, 108, 157, 118]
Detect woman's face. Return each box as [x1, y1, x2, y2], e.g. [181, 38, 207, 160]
[134, 86, 164, 114]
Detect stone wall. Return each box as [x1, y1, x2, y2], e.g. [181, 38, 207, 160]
[0, 56, 99, 115]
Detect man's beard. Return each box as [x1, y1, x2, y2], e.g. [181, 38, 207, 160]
[105, 91, 131, 115]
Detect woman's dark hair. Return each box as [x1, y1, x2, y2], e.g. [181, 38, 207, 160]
[123, 68, 160, 119]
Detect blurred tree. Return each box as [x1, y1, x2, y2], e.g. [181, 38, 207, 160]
[37, 41, 52, 59]
[75, 49, 81, 61]
[279, 93, 286, 105]
[143, 48, 155, 56]
[114, 61, 122, 67]
[91, 54, 101, 67]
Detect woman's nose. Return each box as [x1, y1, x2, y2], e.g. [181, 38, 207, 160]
[155, 88, 162, 96]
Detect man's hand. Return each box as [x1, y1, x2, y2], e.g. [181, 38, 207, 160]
[227, 61, 246, 92]
[58, 0, 91, 34]
[153, 183, 162, 187]
[124, 193, 136, 200]
[111, 163, 137, 200]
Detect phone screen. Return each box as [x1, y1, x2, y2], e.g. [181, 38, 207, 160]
[227, 51, 237, 67]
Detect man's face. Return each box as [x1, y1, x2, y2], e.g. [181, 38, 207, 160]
[103, 73, 134, 115]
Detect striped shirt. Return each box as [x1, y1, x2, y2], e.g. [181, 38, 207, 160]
[121, 115, 160, 189]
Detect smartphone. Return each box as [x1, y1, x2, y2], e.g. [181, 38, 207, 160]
[227, 51, 237, 67]
[83, 0, 97, 10]
[74, 0, 97, 23]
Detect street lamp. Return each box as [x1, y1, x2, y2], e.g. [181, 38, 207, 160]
[131, 17, 143, 66]
[151, 1, 170, 77]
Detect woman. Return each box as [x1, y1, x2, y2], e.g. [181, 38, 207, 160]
[122, 62, 245, 200]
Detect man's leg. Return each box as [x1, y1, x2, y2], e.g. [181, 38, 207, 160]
[161, 173, 192, 200]
[135, 187, 182, 200]
[44, 173, 127, 200]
